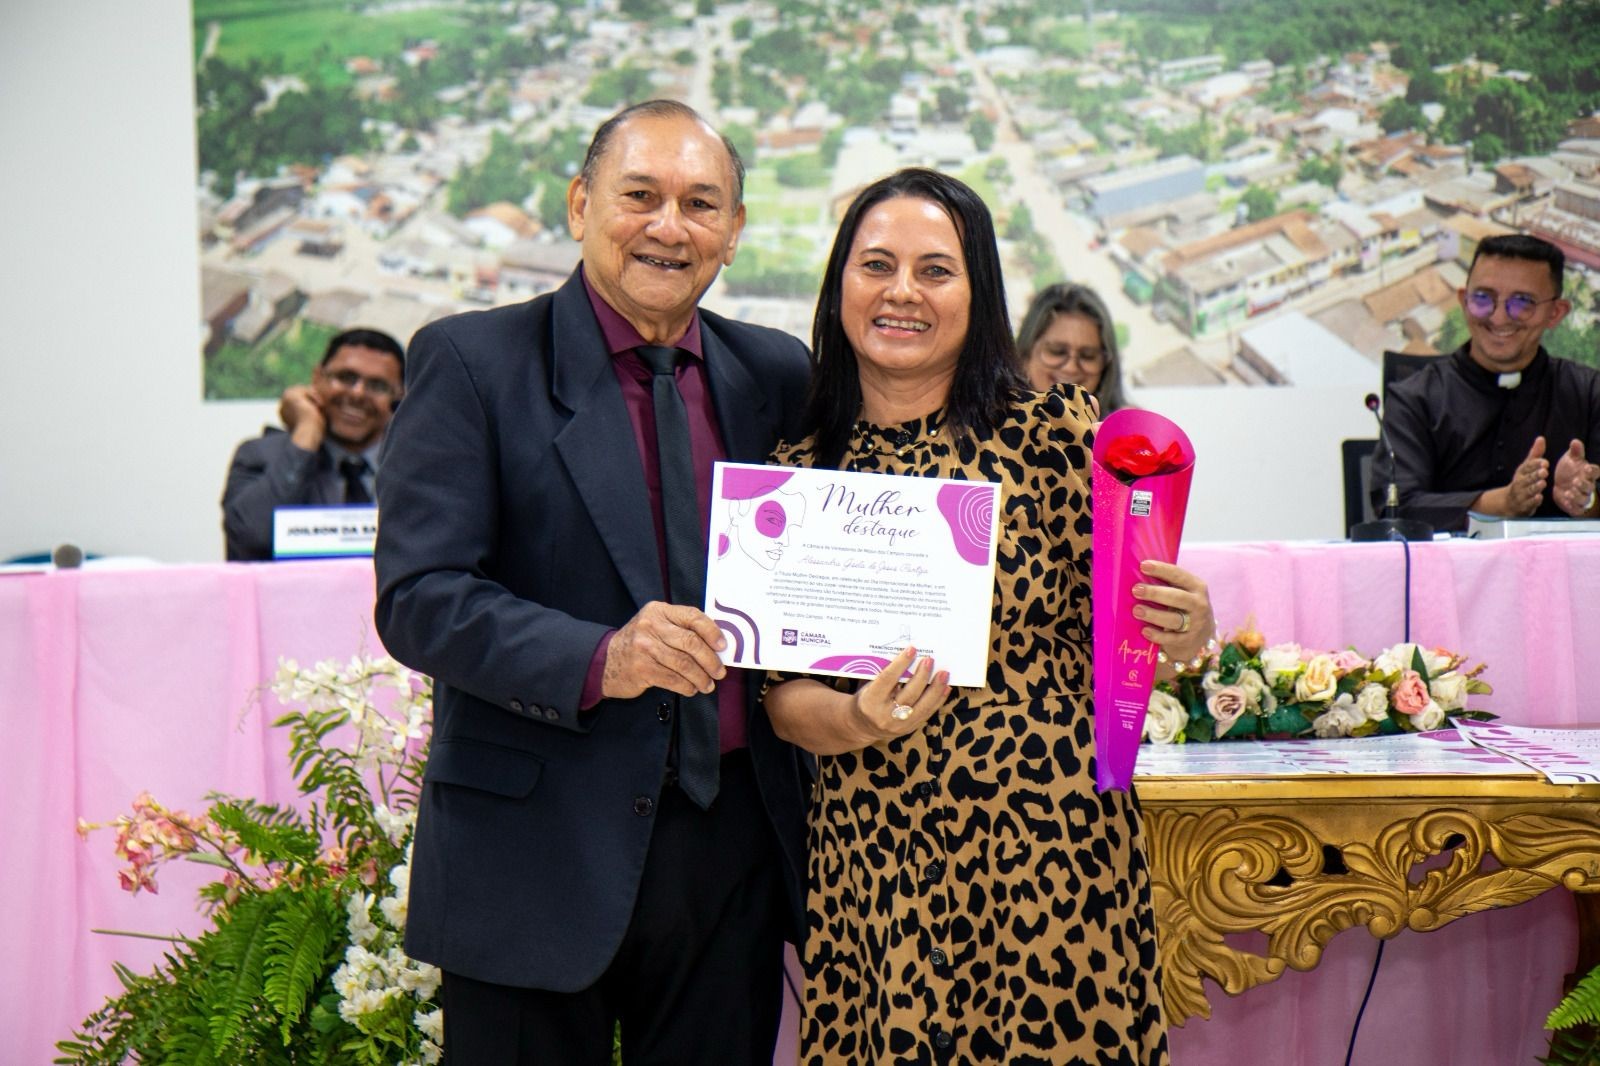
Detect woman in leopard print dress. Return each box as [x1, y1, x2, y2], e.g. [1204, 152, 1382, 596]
[765, 169, 1213, 1065]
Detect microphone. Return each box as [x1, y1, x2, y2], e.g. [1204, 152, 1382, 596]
[52, 543, 85, 569]
[1365, 393, 1398, 518]
[1350, 393, 1433, 542]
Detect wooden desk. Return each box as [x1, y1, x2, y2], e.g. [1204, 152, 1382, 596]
[1137, 772, 1600, 1024]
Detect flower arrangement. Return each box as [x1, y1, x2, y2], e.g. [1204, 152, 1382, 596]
[1141, 623, 1493, 744]
[58, 655, 441, 1066]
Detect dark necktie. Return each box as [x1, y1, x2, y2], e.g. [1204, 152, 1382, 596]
[339, 457, 372, 505]
[636, 345, 719, 809]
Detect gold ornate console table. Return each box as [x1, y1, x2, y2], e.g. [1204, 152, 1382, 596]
[1134, 772, 1600, 1024]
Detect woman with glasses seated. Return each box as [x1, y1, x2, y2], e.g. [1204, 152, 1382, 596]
[1372, 233, 1600, 532]
[221, 327, 407, 560]
[1016, 281, 1129, 416]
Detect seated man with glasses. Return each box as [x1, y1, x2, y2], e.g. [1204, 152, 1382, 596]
[222, 327, 406, 560]
[1373, 233, 1600, 532]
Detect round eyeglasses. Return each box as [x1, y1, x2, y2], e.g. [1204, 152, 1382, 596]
[327, 368, 399, 399]
[1464, 289, 1560, 323]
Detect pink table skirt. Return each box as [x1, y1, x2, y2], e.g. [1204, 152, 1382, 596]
[4, 540, 1593, 1064]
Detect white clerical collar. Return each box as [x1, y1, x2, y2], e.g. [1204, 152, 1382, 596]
[1497, 372, 1522, 389]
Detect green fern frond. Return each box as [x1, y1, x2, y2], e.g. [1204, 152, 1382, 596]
[205, 892, 277, 1053]
[208, 801, 320, 866]
[263, 888, 342, 1043]
[161, 1012, 223, 1065]
[1551, 965, 1600, 1030]
[1540, 1025, 1600, 1066]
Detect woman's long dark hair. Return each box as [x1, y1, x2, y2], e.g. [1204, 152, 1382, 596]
[1014, 281, 1127, 415]
[805, 168, 1028, 469]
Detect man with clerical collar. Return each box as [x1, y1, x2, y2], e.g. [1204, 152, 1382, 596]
[372, 100, 811, 1065]
[1377, 233, 1600, 532]
[221, 327, 405, 561]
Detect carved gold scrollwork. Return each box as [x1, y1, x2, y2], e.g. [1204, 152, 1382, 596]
[1145, 799, 1600, 1024]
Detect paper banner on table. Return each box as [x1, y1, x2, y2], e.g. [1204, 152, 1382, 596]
[1092, 409, 1194, 793]
[1133, 728, 1530, 778]
[1453, 719, 1600, 784]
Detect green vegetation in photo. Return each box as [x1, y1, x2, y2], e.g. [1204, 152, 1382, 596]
[774, 153, 828, 189]
[447, 130, 527, 217]
[1116, 0, 1599, 163]
[584, 63, 657, 110]
[205, 320, 340, 401]
[723, 124, 758, 170]
[956, 160, 1005, 215]
[448, 126, 586, 233]
[968, 113, 996, 152]
[1297, 155, 1343, 190]
[197, 58, 374, 198]
[1241, 184, 1278, 223]
[721, 243, 822, 300]
[743, 26, 828, 81]
[194, 0, 495, 85]
[741, 170, 824, 228]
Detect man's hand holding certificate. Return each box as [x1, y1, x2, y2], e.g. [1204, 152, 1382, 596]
[704, 462, 1000, 687]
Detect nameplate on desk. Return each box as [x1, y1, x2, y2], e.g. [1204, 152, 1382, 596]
[1466, 512, 1600, 539]
[273, 506, 378, 559]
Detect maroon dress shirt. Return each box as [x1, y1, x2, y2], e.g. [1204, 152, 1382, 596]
[577, 269, 747, 753]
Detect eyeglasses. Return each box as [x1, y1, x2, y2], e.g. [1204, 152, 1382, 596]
[1033, 345, 1106, 368]
[1464, 289, 1560, 323]
[327, 368, 400, 399]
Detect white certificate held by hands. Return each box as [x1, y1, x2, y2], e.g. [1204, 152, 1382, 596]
[704, 462, 1000, 688]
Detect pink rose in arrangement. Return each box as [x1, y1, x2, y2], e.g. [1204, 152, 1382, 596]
[1206, 685, 1250, 739]
[1391, 670, 1432, 716]
[1331, 649, 1369, 674]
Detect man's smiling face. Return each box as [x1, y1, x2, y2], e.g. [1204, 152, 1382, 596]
[1460, 253, 1569, 374]
[567, 112, 745, 343]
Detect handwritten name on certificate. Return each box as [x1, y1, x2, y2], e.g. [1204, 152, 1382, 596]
[704, 462, 1000, 688]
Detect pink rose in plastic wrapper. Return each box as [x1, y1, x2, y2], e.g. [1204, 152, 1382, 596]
[1092, 408, 1195, 792]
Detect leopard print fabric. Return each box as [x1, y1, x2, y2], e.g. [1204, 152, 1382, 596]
[771, 388, 1168, 1065]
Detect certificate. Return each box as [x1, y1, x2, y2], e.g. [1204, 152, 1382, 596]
[704, 461, 999, 687]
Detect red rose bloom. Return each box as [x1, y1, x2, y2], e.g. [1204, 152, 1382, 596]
[1103, 434, 1185, 482]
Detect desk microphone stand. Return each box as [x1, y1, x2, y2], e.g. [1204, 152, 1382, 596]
[1350, 484, 1433, 541]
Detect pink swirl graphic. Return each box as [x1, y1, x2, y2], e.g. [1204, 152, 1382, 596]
[935, 484, 995, 566]
[808, 654, 891, 677]
[720, 467, 795, 500]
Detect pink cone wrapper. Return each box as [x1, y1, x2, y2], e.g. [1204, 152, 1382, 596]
[1091, 409, 1195, 792]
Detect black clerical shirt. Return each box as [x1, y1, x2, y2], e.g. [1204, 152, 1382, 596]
[1373, 345, 1600, 531]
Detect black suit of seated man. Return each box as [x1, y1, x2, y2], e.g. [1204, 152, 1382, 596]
[221, 327, 405, 560]
[1374, 234, 1600, 532]
[373, 100, 811, 1065]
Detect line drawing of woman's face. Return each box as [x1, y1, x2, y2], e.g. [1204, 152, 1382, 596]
[727, 487, 807, 570]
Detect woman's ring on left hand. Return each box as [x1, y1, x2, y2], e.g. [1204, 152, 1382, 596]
[891, 703, 914, 721]
[1174, 608, 1191, 634]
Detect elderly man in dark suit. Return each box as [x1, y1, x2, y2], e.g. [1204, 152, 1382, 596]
[374, 100, 811, 1065]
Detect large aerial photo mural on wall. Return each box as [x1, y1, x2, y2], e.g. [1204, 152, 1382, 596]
[196, 0, 1600, 399]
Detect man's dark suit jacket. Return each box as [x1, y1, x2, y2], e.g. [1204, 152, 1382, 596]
[374, 270, 812, 991]
[221, 428, 346, 561]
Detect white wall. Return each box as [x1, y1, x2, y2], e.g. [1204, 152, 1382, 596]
[0, 0, 1379, 563]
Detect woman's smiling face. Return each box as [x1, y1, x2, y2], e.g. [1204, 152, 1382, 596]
[840, 195, 971, 386]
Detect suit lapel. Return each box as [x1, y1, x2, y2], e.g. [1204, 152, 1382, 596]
[549, 275, 664, 608]
[702, 324, 773, 464]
